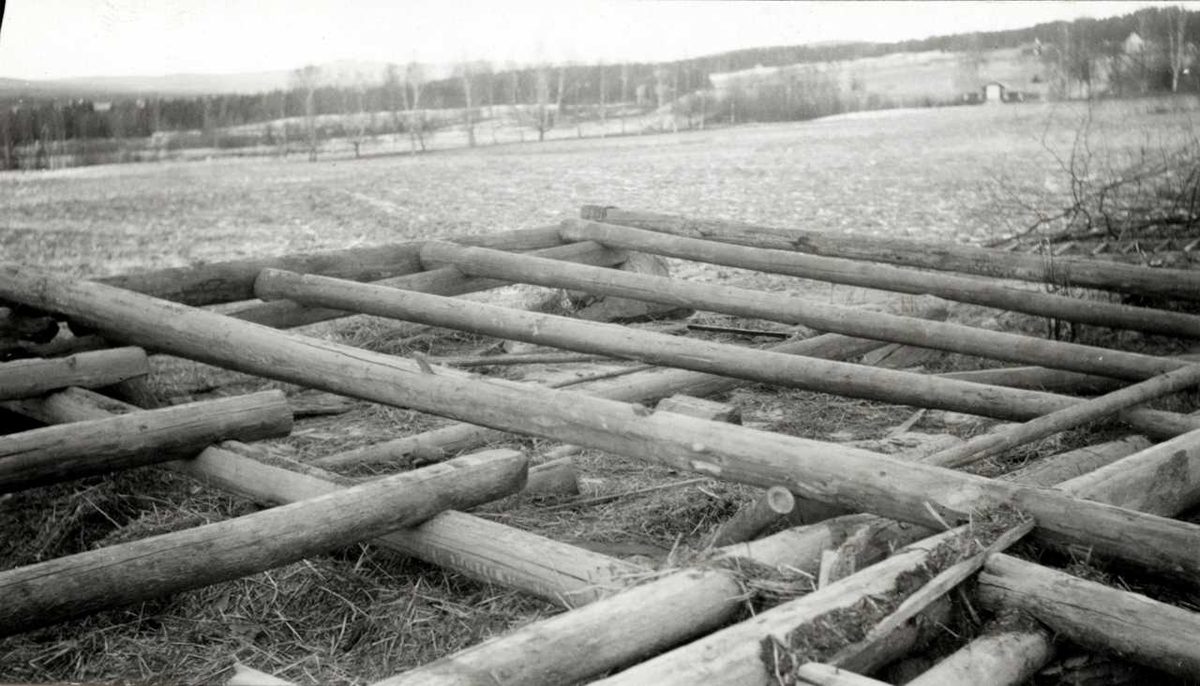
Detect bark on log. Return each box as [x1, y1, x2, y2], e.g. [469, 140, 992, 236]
[418, 241, 1185, 382]
[920, 364, 1200, 468]
[257, 267, 1200, 439]
[0, 390, 292, 492]
[96, 224, 565, 306]
[582, 206, 1200, 301]
[0, 347, 148, 401]
[562, 219, 1200, 338]
[6, 387, 638, 608]
[975, 554, 1200, 678]
[6, 265, 1199, 579]
[0, 449, 527, 636]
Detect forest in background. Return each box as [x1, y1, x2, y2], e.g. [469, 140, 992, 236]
[2, 5, 1197, 170]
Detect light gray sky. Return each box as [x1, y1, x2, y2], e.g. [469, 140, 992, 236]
[0, 0, 1182, 80]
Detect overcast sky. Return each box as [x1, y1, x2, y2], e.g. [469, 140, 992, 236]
[0, 1, 1186, 81]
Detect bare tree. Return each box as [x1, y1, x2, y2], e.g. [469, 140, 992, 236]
[404, 61, 427, 153]
[383, 63, 404, 141]
[535, 63, 550, 141]
[1167, 5, 1190, 93]
[598, 61, 608, 137]
[292, 64, 321, 161]
[457, 60, 476, 147]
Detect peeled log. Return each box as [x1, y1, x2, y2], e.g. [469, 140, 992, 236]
[4, 265, 1199, 580]
[976, 554, 1200, 678]
[96, 223, 565, 306]
[583, 206, 1200, 302]
[225, 239, 624, 330]
[257, 267, 1200, 439]
[0, 390, 292, 492]
[0, 347, 148, 401]
[921, 363, 1200, 468]
[0, 449, 528, 636]
[561, 219, 1200, 339]
[315, 329, 893, 469]
[6, 387, 637, 608]
[905, 618, 1055, 686]
[418, 241, 1187, 382]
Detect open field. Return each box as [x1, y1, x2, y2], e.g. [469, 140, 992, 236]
[3, 99, 1200, 684]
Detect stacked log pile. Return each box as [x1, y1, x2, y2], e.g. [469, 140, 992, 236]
[3, 207, 1200, 684]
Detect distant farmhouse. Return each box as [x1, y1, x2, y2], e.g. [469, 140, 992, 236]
[707, 31, 1196, 115]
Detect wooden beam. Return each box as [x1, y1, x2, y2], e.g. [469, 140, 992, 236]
[939, 366, 1125, 395]
[256, 267, 1200, 439]
[920, 363, 1200, 468]
[0, 390, 292, 492]
[93, 224, 565, 307]
[581, 206, 1200, 302]
[561, 219, 1200, 338]
[903, 617, 1053, 686]
[381, 434, 1160, 686]
[0, 449, 527, 636]
[314, 330, 892, 469]
[7, 387, 640, 608]
[418, 240, 1184, 382]
[590, 426, 1200, 686]
[976, 554, 1200, 678]
[224, 239, 624, 330]
[5, 265, 1198, 579]
[0, 347, 148, 401]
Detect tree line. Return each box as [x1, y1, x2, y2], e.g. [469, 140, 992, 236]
[2, 5, 1196, 170]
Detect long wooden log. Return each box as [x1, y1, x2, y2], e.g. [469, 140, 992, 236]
[593, 522, 1029, 686]
[419, 241, 1186, 382]
[582, 206, 1200, 301]
[91, 224, 565, 307]
[224, 239, 624, 330]
[5, 266, 1200, 579]
[0, 347, 148, 401]
[6, 387, 640, 608]
[0, 449, 527, 636]
[591, 426, 1200, 686]
[561, 219, 1200, 338]
[0, 390, 292, 492]
[939, 366, 1125, 395]
[315, 330, 893, 468]
[256, 268, 1200, 439]
[975, 554, 1200, 678]
[921, 364, 1200, 468]
[385, 435, 1154, 686]
[904, 617, 1054, 686]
